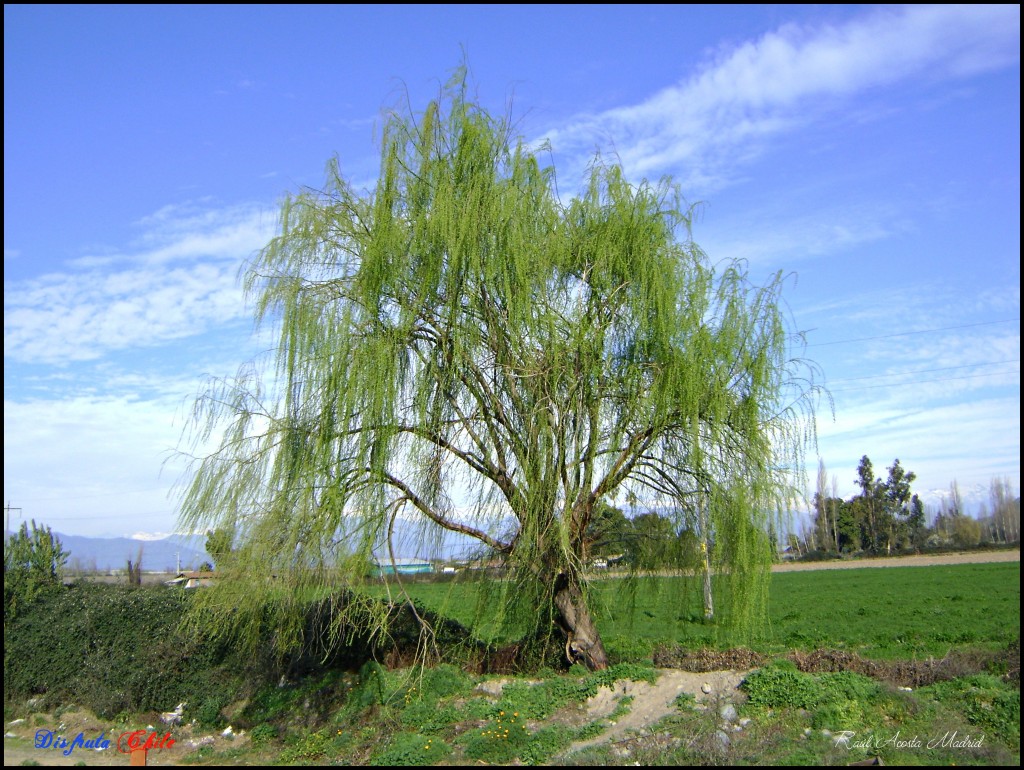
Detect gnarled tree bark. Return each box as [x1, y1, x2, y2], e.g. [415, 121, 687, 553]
[552, 571, 609, 671]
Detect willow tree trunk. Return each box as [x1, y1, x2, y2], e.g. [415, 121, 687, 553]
[551, 572, 610, 671]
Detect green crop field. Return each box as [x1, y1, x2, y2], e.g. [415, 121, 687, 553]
[758, 563, 1020, 658]
[372, 561, 1020, 660]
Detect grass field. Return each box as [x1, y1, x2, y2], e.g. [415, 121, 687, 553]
[758, 562, 1020, 658]
[371, 561, 1020, 661]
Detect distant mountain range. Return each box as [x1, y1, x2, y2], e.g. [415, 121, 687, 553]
[5, 520, 488, 573]
[1, 531, 213, 574]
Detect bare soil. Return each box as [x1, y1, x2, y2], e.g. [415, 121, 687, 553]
[771, 548, 1019, 572]
[567, 668, 748, 756]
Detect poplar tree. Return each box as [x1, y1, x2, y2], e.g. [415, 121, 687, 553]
[179, 70, 819, 670]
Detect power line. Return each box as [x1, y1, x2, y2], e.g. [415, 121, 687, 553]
[828, 368, 1019, 393]
[5, 501, 23, 534]
[807, 318, 1020, 347]
[827, 359, 1020, 384]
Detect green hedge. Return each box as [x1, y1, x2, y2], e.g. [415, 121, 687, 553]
[4, 582, 487, 721]
[3, 582, 255, 717]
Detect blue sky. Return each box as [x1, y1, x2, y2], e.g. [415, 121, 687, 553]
[4, 4, 1019, 538]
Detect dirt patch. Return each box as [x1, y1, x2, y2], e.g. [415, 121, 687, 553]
[653, 641, 1020, 689]
[653, 646, 765, 672]
[565, 669, 748, 756]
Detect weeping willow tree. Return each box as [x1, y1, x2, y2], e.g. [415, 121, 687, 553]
[178, 70, 819, 671]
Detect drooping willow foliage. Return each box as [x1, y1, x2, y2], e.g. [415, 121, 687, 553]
[178, 69, 821, 669]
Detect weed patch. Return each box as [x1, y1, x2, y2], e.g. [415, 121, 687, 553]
[368, 732, 452, 766]
[921, 674, 1020, 750]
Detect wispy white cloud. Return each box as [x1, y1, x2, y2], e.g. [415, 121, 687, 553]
[4, 264, 245, 363]
[542, 5, 1020, 188]
[801, 281, 1020, 339]
[3, 393, 188, 535]
[821, 319, 1020, 405]
[702, 201, 905, 268]
[801, 279, 1019, 499]
[817, 394, 1019, 498]
[3, 202, 275, 365]
[336, 115, 377, 131]
[3, 348, 276, 537]
[972, 286, 1021, 316]
[128, 200, 276, 266]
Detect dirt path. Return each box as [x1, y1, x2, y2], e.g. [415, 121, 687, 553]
[567, 669, 747, 757]
[771, 548, 1019, 572]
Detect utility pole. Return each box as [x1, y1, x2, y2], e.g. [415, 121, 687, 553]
[5, 501, 23, 538]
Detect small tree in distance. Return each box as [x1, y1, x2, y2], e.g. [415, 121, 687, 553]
[178, 68, 820, 670]
[4, 519, 68, 623]
[126, 545, 143, 586]
[205, 526, 235, 569]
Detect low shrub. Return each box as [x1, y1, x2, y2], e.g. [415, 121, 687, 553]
[741, 660, 821, 709]
[742, 660, 883, 726]
[369, 732, 452, 766]
[459, 710, 535, 764]
[278, 728, 333, 763]
[248, 723, 278, 744]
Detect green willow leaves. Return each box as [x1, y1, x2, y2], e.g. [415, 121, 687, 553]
[178, 69, 821, 669]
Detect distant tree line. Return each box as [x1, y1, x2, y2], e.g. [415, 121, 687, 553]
[929, 476, 1020, 550]
[590, 457, 1020, 564]
[805, 456, 1019, 556]
[583, 503, 710, 571]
